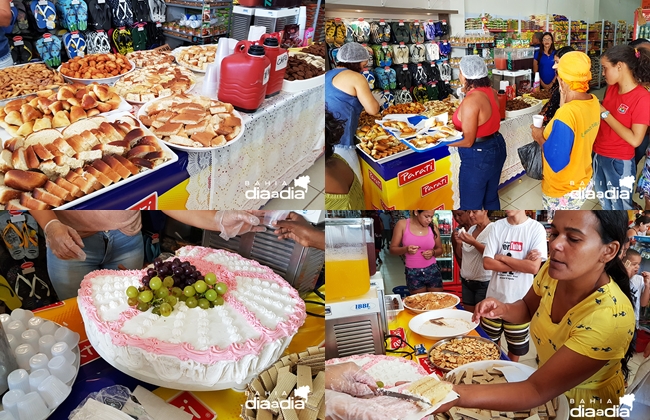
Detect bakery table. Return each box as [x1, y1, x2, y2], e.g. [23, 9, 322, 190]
[386, 305, 508, 376]
[64, 84, 324, 210]
[36, 291, 324, 420]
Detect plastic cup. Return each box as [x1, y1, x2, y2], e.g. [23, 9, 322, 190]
[533, 115, 544, 128]
[2, 389, 24, 420]
[38, 321, 58, 337]
[0, 313, 12, 330]
[14, 345, 36, 371]
[20, 330, 40, 350]
[50, 342, 75, 366]
[0, 410, 17, 420]
[16, 392, 49, 420]
[10, 309, 33, 325]
[6, 321, 26, 338]
[38, 335, 55, 358]
[7, 369, 30, 394]
[54, 327, 79, 349]
[7, 334, 19, 353]
[47, 357, 75, 384]
[28, 369, 50, 393]
[37, 374, 71, 409]
[29, 354, 49, 373]
[26, 317, 44, 331]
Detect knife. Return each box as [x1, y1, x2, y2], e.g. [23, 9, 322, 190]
[376, 389, 431, 405]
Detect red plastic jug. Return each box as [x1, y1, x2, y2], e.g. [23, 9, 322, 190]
[218, 41, 271, 113]
[260, 32, 289, 98]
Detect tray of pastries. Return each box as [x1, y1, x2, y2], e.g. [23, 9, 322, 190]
[59, 53, 135, 85]
[0, 63, 66, 100]
[137, 93, 244, 150]
[113, 64, 195, 104]
[0, 84, 131, 140]
[172, 45, 218, 72]
[0, 113, 177, 210]
[356, 124, 411, 163]
[428, 336, 501, 372]
[126, 50, 175, 68]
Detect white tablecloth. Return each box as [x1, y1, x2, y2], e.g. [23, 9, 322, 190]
[183, 84, 324, 209]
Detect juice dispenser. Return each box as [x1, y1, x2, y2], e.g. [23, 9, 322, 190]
[361, 218, 376, 276]
[326, 219, 371, 302]
[494, 48, 507, 70]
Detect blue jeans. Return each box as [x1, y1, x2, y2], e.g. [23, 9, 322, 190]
[458, 133, 507, 210]
[47, 230, 144, 300]
[592, 153, 635, 210]
[636, 133, 650, 167]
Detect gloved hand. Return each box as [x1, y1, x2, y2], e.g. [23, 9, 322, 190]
[214, 211, 266, 240]
[44, 220, 87, 261]
[325, 390, 422, 420]
[325, 362, 378, 396]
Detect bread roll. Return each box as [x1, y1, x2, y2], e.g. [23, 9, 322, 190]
[32, 187, 64, 207]
[44, 180, 73, 201]
[19, 193, 51, 210]
[4, 170, 48, 191]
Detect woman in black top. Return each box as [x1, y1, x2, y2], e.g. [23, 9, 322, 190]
[540, 46, 575, 126]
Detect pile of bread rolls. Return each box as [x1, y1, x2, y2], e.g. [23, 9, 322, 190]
[0, 115, 169, 210]
[0, 83, 122, 137]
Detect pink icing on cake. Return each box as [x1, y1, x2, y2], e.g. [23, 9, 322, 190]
[79, 247, 306, 365]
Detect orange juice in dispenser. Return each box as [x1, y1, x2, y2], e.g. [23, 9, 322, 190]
[325, 219, 371, 302]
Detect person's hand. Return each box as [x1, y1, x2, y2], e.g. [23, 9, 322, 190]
[406, 245, 420, 255]
[44, 220, 86, 261]
[273, 212, 323, 250]
[325, 362, 378, 396]
[433, 395, 459, 414]
[458, 230, 475, 246]
[525, 249, 541, 261]
[530, 125, 545, 144]
[642, 271, 650, 286]
[421, 249, 434, 260]
[325, 390, 423, 420]
[213, 211, 266, 240]
[473, 298, 508, 322]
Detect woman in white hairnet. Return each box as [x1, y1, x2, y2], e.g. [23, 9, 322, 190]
[451, 55, 506, 210]
[325, 42, 380, 185]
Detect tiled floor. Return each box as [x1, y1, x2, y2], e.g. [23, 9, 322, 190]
[260, 155, 324, 210]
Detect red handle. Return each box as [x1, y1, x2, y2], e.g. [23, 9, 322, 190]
[260, 32, 282, 44]
[235, 40, 253, 54]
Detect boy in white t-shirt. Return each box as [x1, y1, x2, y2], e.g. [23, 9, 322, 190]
[623, 249, 650, 329]
[482, 210, 548, 361]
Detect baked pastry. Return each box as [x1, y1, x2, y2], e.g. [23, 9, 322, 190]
[175, 45, 218, 71]
[127, 50, 175, 68]
[114, 64, 195, 103]
[139, 93, 242, 148]
[78, 246, 306, 388]
[59, 53, 133, 80]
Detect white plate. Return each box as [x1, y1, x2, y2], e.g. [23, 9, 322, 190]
[505, 98, 543, 118]
[409, 309, 478, 340]
[281, 73, 325, 93]
[171, 45, 218, 73]
[54, 111, 178, 209]
[0, 97, 133, 143]
[445, 361, 569, 420]
[122, 84, 196, 105]
[402, 292, 460, 314]
[355, 142, 413, 164]
[137, 97, 245, 151]
[58, 60, 137, 86]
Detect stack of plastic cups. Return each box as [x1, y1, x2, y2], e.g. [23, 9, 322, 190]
[202, 37, 231, 99]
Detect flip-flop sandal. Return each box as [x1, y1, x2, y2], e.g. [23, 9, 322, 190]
[344, 20, 354, 44]
[131, 24, 147, 51]
[0, 275, 23, 311]
[0, 213, 26, 260]
[426, 82, 440, 101]
[63, 31, 86, 58]
[333, 21, 345, 47]
[325, 19, 336, 45]
[380, 90, 395, 109]
[31, 0, 57, 30]
[362, 69, 375, 90]
[387, 68, 397, 90]
[374, 67, 389, 90]
[148, 0, 165, 23]
[6, 264, 54, 310]
[76, 0, 88, 30]
[380, 45, 392, 67]
[413, 85, 428, 103]
[132, 0, 150, 23]
[23, 214, 39, 260]
[50, 35, 62, 66]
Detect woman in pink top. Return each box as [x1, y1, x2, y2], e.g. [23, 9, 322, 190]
[390, 210, 443, 293]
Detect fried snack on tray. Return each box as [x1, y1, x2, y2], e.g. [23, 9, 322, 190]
[356, 124, 408, 160]
[114, 64, 194, 103]
[126, 50, 175, 68]
[421, 98, 459, 119]
[358, 111, 381, 128]
[59, 53, 133, 80]
[429, 338, 501, 371]
[441, 368, 560, 419]
[410, 133, 446, 149]
[176, 45, 217, 71]
[383, 120, 417, 137]
[381, 102, 425, 116]
[403, 293, 458, 310]
[0, 64, 66, 99]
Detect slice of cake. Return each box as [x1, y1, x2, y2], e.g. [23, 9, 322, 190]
[406, 376, 453, 406]
[78, 246, 306, 390]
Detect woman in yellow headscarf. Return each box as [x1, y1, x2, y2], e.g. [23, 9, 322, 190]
[530, 52, 601, 210]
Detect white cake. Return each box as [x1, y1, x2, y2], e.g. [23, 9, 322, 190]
[78, 246, 306, 390]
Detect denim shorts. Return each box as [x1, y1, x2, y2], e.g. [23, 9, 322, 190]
[592, 153, 635, 210]
[47, 230, 144, 300]
[405, 264, 443, 291]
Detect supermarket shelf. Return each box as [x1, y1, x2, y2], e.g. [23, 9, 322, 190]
[166, 0, 231, 9]
[163, 29, 228, 43]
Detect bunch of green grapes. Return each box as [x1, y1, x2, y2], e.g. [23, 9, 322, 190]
[126, 272, 227, 316]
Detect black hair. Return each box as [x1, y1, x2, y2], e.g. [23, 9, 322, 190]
[464, 76, 492, 91]
[532, 32, 544, 42]
[338, 62, 364, 73]
[629, 38, 650, 47]
[411, 210, 438, 238]
[556, 46, 575, 58]
[591, 210, 635, 382]
[602, 44, 650, 84]
[541, 32, 556, 55]
[624, 248, 641, 261]
[325, 108, 345, 160]
[635, 215, 650, 226]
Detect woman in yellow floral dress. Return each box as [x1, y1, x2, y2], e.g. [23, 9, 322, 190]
[438, 211, 636, 419]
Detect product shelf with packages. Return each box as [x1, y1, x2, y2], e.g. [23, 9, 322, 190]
[28, 246, 324, 419]
[163, 0, 232, 46]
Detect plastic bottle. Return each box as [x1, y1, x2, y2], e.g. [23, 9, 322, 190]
[218, 41, 271, 113]
[498, 89, 507, 121]
[533, 72, 541, 92]
[260, 33, 289, 98]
